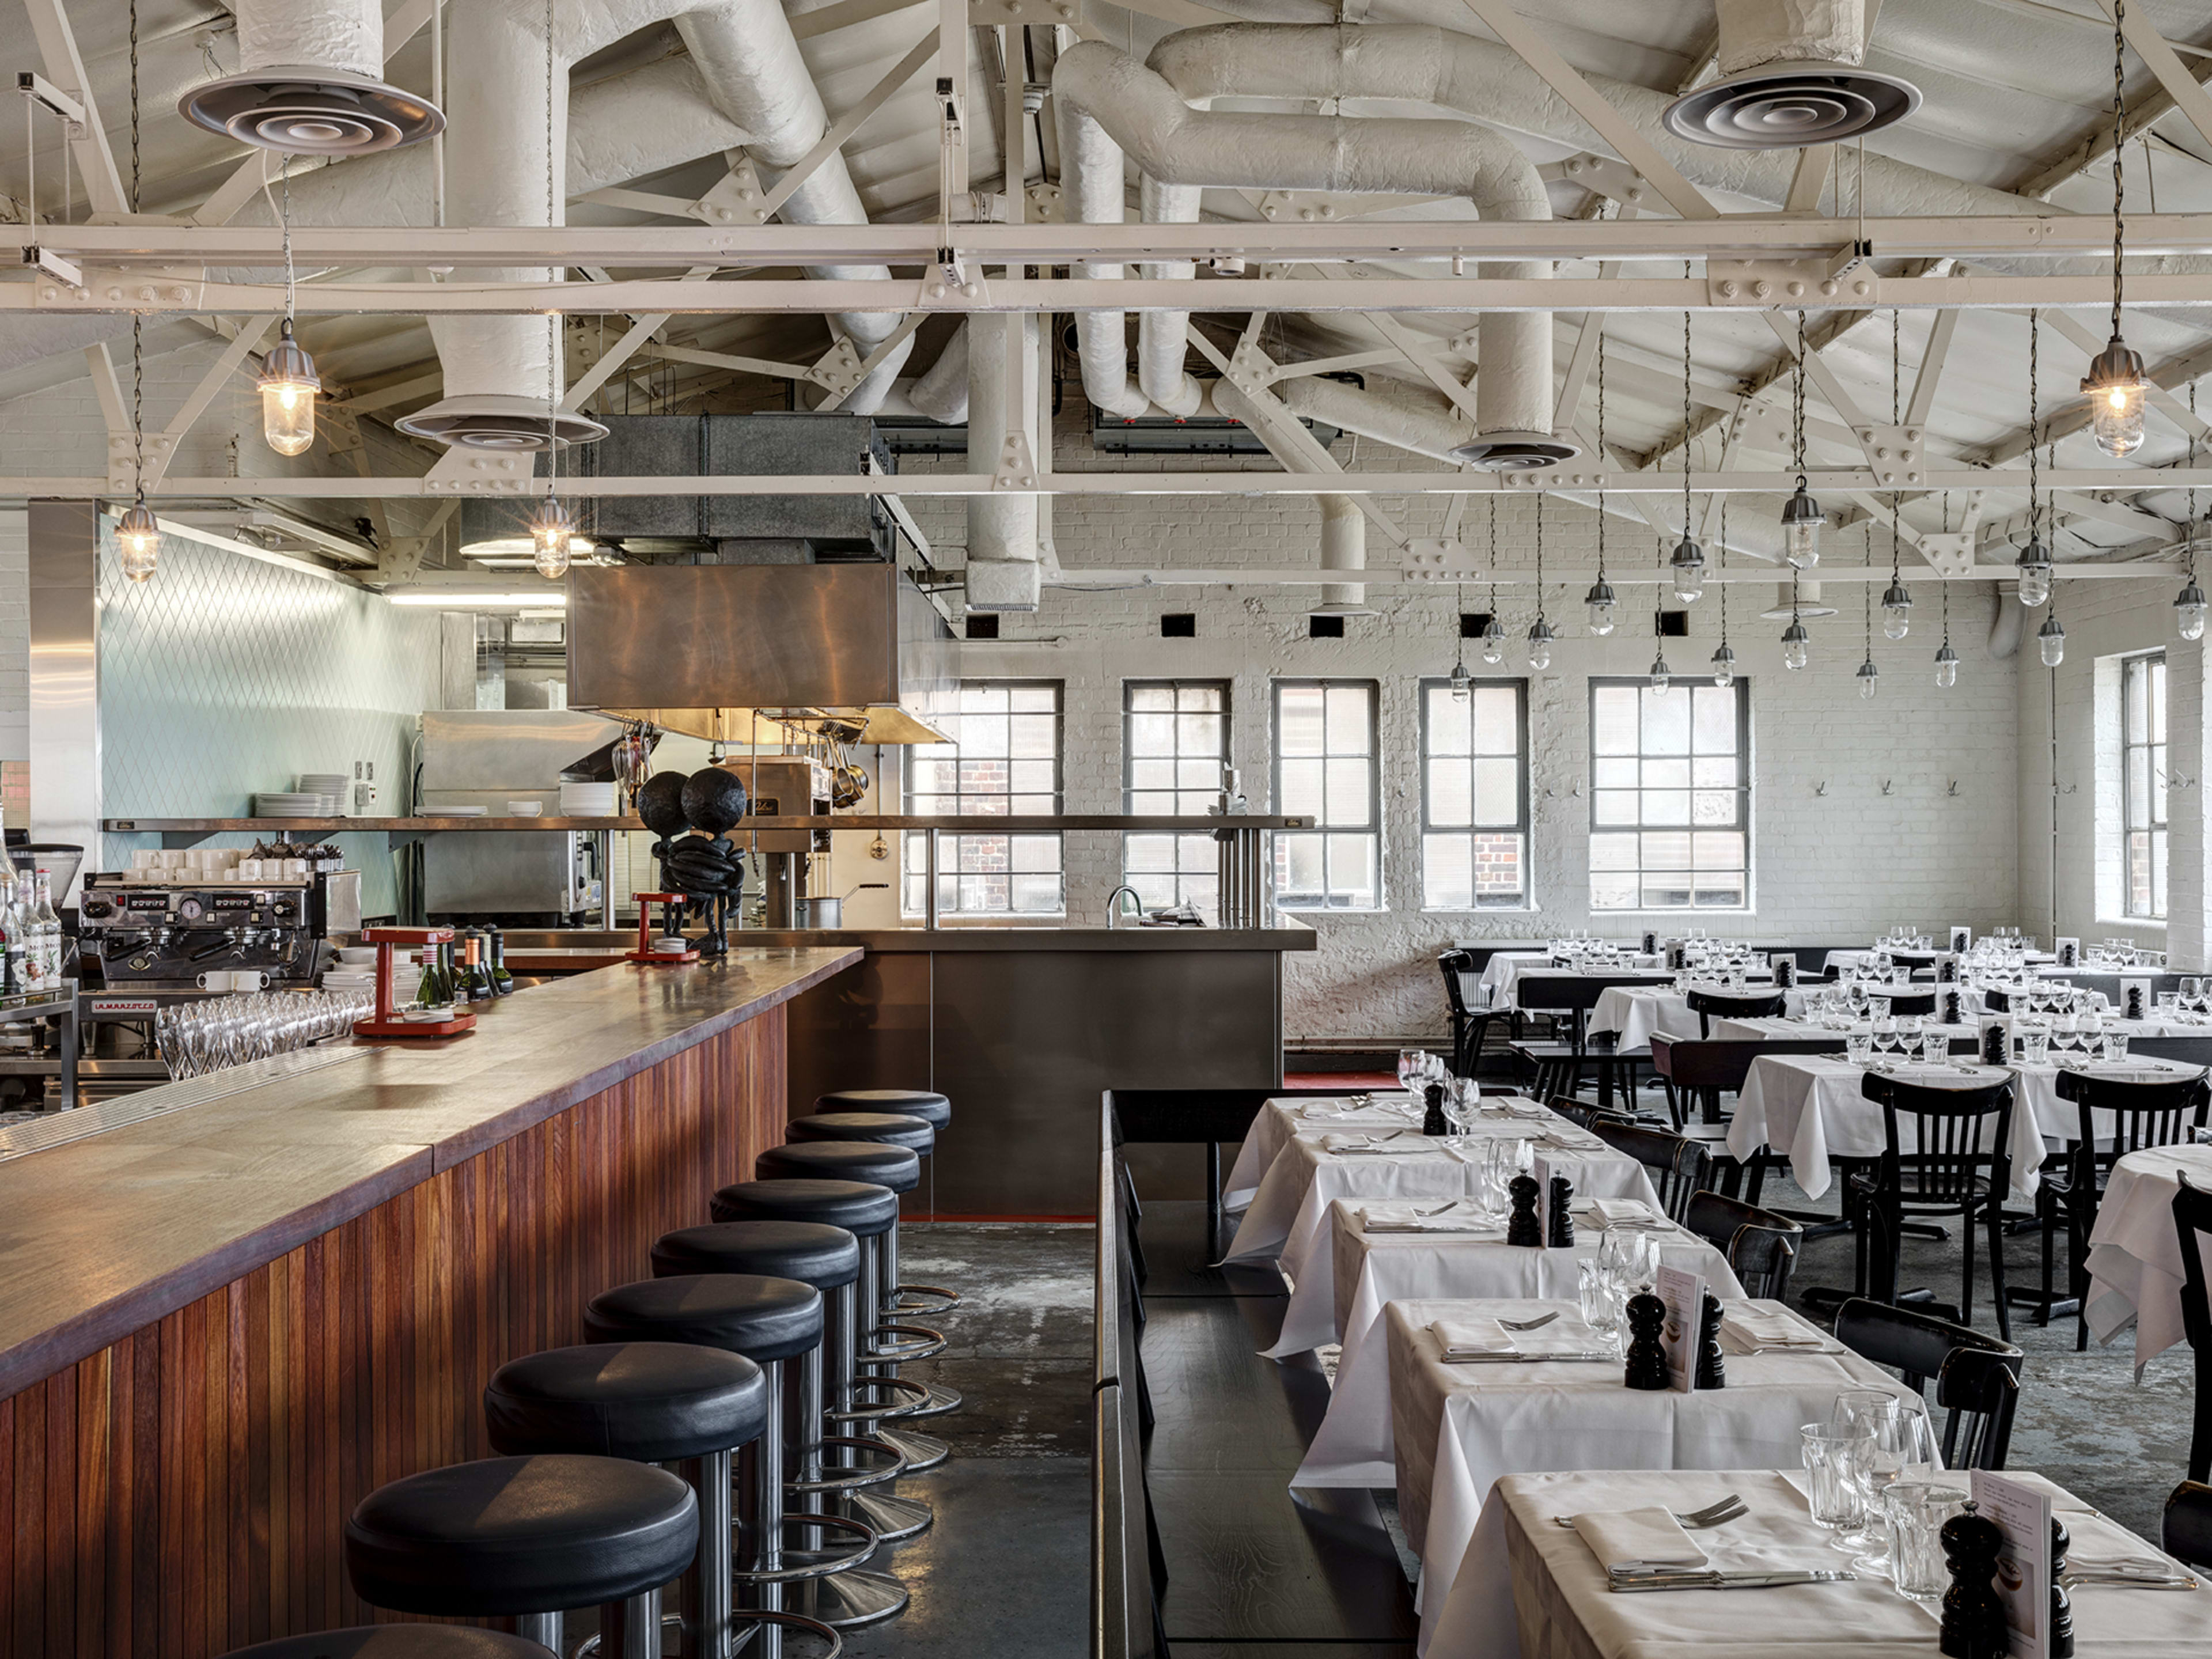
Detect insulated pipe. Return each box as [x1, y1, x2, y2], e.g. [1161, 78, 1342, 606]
[907, 325, 970, 423]
[1990, 589, 2025, 661]
[1052, 81, 1171, 418]
[1317, 493, 1367, 611]
[1051, 36, 1556, 443]
[964, 312, 1042, 611]
[1711, 0, 1863, 74]
[236, 0, 384, 79]
[1137, 179, 1204, 416]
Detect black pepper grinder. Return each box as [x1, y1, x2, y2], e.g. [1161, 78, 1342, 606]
[1981, 1021, 2008, 1066]
[1422, 1083, 1449, 1138]
[1694, 1289, 1726, 1389]
[1546, 1175, 1575, 1247]
[1938, 1502, 2012, 1659]
[1942, 988, 1964, 1025]
[1505, 1173, 1542, 1247]
[2126, 983, 2146, 1022]
[2050, 1516, 2074, 1659]
[1623, 1293, 1670, 1391]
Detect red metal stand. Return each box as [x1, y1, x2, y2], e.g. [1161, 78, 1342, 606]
[628, 892, 700, 964]
[353, 926, 479, 1039]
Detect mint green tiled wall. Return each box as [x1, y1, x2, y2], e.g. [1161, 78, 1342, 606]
[99, 527, 441, 919]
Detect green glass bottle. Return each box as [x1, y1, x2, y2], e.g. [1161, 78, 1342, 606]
[486, 927, 514, 996]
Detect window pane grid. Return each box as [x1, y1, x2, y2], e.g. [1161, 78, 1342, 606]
[2123, 653, 2168, 921]
[1122, 680, 1230, 917]
[903, 680, 1064, 915]
[1274, 680, 1381, 909]
[1420, 679, 1529, 908]
[1588, 679, 1751, 911]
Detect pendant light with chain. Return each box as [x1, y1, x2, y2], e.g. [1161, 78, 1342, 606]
[2180, 382, 2206, 639]
[1856, 527, 1880, 699]
[1526, 493, 1555, 671]
[115, 0, 159, 581]
[2017, 312, 2053, 607]
[1480, 495, 1505, 664]
[1650, 531, 1672, 693]
[2081, 0, 2148, 458]
[1585, 344, 1617, 633]
[1781, 312, 1825, 569]
[1449, 579, 1472, 700]
[1935, 494, 1960, 685]
[525, 0, 575, 579]
[1880, 311, 1913, 638]
[1711, 495, 1734, 687]
[2038, 434, 2067, 666]
[257, 156, 320, 456]
[1781, 563, 1810, 671]
[1670, 288, 1706, 603]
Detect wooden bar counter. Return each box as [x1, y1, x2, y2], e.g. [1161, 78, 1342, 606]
[0, 946, 859, 1658]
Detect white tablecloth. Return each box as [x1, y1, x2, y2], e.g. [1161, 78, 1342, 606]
[1491, 964, 1669, 1013]
[1433, 1467, 2212, 1659]
[1593, 985, 1807, 1050]
[2084, 1141, 2212, 1371]
[1224, 1092, 1423, 1211]
[1728, 1054, 2052, 1200]
[1386, 1297, 1922, 1653]
[1224, 1099, 1662, 1272]
[1287, 1207, 1744, 1485]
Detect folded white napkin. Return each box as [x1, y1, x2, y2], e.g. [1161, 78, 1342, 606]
[1430, 1312, 1601, 1358]
[1578, 1198, 1657, 1227]
[1501, 1099, 1550, 1119]
[1574, 1508, 1710, 1573]
[1358, 1203, 1501, 1234]
[1320, 1131, 1416, 1154]
[1720, 1304, 1829, 1353]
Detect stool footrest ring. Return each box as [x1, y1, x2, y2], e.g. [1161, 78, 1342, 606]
[826, 1374, 933, 1425]
[732, 1511, 880, 1584]
[865, 1322, 948, 1362]
[788, 1436, 910, 1494]
[893, 1282, 961, 1313]
[573, 1608, 844, 1659]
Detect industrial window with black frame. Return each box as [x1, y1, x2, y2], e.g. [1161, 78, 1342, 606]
[1123, 679, 1230, 919]
[1421, 677, 1529, 910]
[2122, 651, 2168, 921]
[1272, 679, 1381, 911]
[1588, 677, 1752, 912]
[902, 679, 1065, 916]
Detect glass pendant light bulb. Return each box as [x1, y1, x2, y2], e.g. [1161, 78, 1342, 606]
[1934, 640, 1959, 688]
[2038, 612, 2067, 668]
[257, 319, 321, 457]
[528, 493, 576, 579]
[1880, 579, 1914, 641]
[2016, 540, 2052, 608]
[1480, 616, 1505, 665]
[1781, 619, 1810, 672]
[2177, 578, 2207, 642]
[1857, 657, 1880, 700]
[1649, 654, 1671, 695]
[1584, 578, 1617, 635]
[1449, 660, 1471, 700]
[1710, 643, 1735, 688]
[1670, 536, 1705, 604]
[1525, 618, 1555, 673]
[1781, 480, 1825, 570]
[2082, 335, 2148, 459]
[116, 498, 160, 582]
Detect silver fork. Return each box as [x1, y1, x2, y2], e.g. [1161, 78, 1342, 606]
[1499, 1310, 1561, 1332]
[1554, 1495, 1749, 1531]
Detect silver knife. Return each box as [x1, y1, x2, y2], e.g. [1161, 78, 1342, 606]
[1609, 1569, 1857, 1592]
[1443, 1351, 1619, 1364]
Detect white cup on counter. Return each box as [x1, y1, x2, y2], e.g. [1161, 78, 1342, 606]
[197, 969, 270, 991]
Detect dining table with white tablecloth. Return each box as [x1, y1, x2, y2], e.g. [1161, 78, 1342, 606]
[1383, 1297, 1923, 1653]
[1429, 1465, 2212, 1659]
[1589, 983, 1810, 1050]
[2083, 1140, 2212, 1373]
[1286, 1204, 1744, 1486]
[1222, 1099, 1663, 1270]
[1726, 1051, 2205, 1200]
[1486, 961, 1670, 1012]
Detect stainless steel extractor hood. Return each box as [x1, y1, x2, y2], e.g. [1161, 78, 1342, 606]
[565, 561, 955, 745]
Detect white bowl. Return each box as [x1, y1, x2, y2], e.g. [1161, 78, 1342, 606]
[507, 800, 544, 816]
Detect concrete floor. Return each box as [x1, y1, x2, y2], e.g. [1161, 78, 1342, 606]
[836, 1223, 1095, 1659]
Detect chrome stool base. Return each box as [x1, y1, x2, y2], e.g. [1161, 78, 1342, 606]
[845, 1488, 933, 1542]
[892, 1283, 960, 1315]
[867, 1323, 948, 1363]
[902, 1381, 962, 1419]
[575, 1608, 844, 1659]
[786, 1566, 911, 1629]
[872, 1426, 947, 1473]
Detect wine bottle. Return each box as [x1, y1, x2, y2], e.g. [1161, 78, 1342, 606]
[486, 927, 514, 995]
[33, 871, 60, 988]
[464, 935, 493, 1001]
[414, 948, 439, 1007]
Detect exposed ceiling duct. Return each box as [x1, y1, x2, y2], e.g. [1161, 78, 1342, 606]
[1663, 0, 1920, 150]
[1312, 494, 1370, 615]
[178, 0, 444, 156]
[1055, 27, 1571, 468]
[964, 313, 1044, 612]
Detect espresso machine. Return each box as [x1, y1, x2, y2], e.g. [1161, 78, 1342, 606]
[715, 756, 831, 927]
[76, 868, 362, 995]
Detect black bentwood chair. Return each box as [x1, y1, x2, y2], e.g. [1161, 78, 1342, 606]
[1834, 1297, 2024, 1471]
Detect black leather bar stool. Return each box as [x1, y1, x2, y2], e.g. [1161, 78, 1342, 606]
[482, 1340, 835, 1659]
[344, 1454, 697, 1658]
[223, 1631, 555, 1659]
[654, 1222, 914, 1623]
[783, 1116, 958, 1324]
[584, 1275, 877, 1653]
[813, 1092, 955, 1314]
[754, 1143, 945, 1373]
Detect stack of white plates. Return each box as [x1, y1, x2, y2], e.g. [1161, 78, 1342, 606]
[559, 782, 619, 816]
[299, 772, 350, 815]
[256, 792, 331, 817]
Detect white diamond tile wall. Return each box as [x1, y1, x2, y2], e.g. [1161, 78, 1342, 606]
[99, 528, 441, 919]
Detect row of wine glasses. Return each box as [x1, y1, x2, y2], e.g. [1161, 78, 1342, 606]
[154, 989, 374, 1079]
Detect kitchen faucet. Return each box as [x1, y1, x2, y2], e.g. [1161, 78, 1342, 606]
[1105, 885, 1143, 929]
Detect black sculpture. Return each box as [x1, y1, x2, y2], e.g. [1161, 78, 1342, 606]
[1505, 1173, 1541, 1247]
[1623, 1292, 1671, 1391]
[648, 767, 751, 956]
[1938, 1502, 2012, 1659]
[1694, 1288, 1726, 1389]
[1546, 1175, 1575, 1247]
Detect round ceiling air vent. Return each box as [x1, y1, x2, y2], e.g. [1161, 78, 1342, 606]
[396, 396, 609, 452]
[1449, 431, 1580, 469]
[1664, 61, 1920, 149]
[1758, 600, 1841, 621]
[180, 67, 443, 155]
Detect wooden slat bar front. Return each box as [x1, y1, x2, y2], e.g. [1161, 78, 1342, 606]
[0, 947, 859, 1657]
